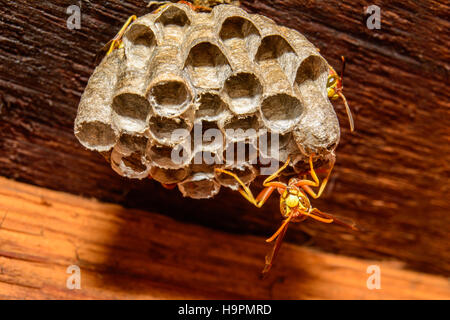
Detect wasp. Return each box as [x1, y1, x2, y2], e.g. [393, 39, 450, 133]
[215, 155, 357, 276]
[327, 56, 355, 132]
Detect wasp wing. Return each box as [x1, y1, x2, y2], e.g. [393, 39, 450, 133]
[262, 217, 292, 278]
[94, 40, 114, 66]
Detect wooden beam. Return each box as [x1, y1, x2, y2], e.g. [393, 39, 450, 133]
[0, 1, 449, 278]
[0, 177, 448, 299]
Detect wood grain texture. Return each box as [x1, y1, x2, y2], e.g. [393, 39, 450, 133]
[0, 0, 449, 278]
[0, 177, 449, 300]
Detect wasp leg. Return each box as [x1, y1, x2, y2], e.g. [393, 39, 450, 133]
[266, 214, 293, 243]
[106, 15, 137, 56]
[294, 154, 335, 199]
[261, 156, 291, 187]
[215, 168, 286, 208]
[254, 186, 277, 204]
[215, 157, 290, 207]
[215, 168, 257, 204]
[262, 215, 291, 277]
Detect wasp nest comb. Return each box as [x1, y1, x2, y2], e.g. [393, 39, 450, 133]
[74, 3, 340, 199]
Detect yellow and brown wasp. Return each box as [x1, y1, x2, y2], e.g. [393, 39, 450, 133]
[327, 56, 355, 132]
[94, 1, 357, 276]
[216, 155, 358, 276]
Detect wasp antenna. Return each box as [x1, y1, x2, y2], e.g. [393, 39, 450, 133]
[340, 56, 346, 88]
[262, 217, 290, 277]
[338, 91, 354, 132]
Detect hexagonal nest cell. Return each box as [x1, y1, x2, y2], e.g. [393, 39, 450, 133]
[74, 3, 340, 199]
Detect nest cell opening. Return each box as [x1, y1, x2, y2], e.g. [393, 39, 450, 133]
[124, 24, 156, 63]
[223, 141, 258, 165]
[223, 115, 260, 141]
[195, 92, 228, 121]
[117, 134, 148, 154]
[194, 120, 223, 150]
[223, 73, 262, 114]
[148, 143, 191, 168]
[150, 166, 189, 184]
[76, 121, 117, 151]
[260, 94, 304, 133]
[219, 17, 260, 55]
[148, 116, 191, 145]
[156, 5, 191, 41]
[215, 165, 255, 189]
[112, 93, 151, 124]
[258, 131, 291, 157]
[178, 175, 219, 199]
[295, 55, 328, 88]
[191, 151, 220, 171]
[122, 151, 147, 173]
[184, 42, 231, 89]
[156, 5, 190, 27]
[148, 80, 191, 116]
[256, 35, 298, 81]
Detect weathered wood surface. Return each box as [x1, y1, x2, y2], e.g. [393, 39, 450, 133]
[0, 0, 449, 279]
[0, 177, 448, 300]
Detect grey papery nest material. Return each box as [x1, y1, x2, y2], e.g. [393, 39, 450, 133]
[74, 3, 340, 199]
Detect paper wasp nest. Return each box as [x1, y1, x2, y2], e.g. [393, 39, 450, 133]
[74, 3, 340, 199]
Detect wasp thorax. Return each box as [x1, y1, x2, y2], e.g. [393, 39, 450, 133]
[74, 3, 341, 199]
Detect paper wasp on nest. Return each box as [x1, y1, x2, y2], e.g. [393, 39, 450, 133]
[216, 155, 358, 276]
[80, 0, 358, 276]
